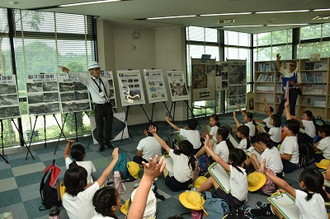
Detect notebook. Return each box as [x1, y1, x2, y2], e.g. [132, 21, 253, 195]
[228, 134, 239, 149]
[208, 162, 230, 194]
[268, 192, 299, 219]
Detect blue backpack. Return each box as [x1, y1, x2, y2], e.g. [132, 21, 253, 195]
[203, 191, 230, 219]
[113, 153, 135, 181]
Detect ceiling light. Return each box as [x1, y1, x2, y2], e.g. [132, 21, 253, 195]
[256, 9, 309, 14]
[200, 12, 252, 16]
[223, 25, 264, 28]
[267, 23, 308, 26]
[313, 8, 330, 12]
[60, 0, 120, 7]
[147, 15, 197, 20]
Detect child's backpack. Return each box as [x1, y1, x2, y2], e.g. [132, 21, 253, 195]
[39, 160, 62, 211]
[297, 132, 315, 167]
[203, 191, 230, 219]
[314, 116, 326, 132]
[113, 152, 135, 182]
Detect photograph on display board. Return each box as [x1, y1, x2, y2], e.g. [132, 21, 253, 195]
[0, 75, 21, 119]
[228, 86, 237, 96]
[100, 71, 117, 108]
[192, 64, 207, 89]
[229, 96, 238, 107]
[58, 74, 92, 114]
[117, 70, 145, 106]
[237, 85, 246, 95]
[221, 81, 228, 90]
[228, 64, 246, 85]
[143, 69, 168, 103]
[26, 74, 60, 116]
[166, 71, 189, 102]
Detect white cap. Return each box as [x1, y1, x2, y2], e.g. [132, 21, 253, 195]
[88, 61, 101, 70]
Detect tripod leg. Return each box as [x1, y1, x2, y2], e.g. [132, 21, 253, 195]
[43, 115, 47, 148]
[0, 120, 9, 163]
[54, 114, 68, 155]
[26, 116, 38, 160]
[10, 119, 34, 160]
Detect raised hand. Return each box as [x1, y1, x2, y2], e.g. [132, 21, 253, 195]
[276, 53, 281, 61]
[148, 125, 157, 134]
[112, 147, 119, 160]
[142, 155, 166, 181]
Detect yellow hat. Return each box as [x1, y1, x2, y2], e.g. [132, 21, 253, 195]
[179, 191, 205, 210]
[194, 176, 207, 188]
[248, 172, 267, 192]
[120, 199, 130, 215]
[316, 159, 330, 170]
[127, 161, 140, 179]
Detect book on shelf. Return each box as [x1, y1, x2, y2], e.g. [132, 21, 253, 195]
[301, 84, 325, 95]
[304, 60, 327, 70]
[256, 74, 274, 82]
[304, 62, 314, 70]
[256, 85, 274, 92]
[257, 63, 275, 72]
[301, 72, 324, 83]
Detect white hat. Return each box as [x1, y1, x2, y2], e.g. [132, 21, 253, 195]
[88, 61, 101, 70]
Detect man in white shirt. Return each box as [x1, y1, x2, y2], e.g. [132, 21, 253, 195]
[60, 62, 114, 152]
[276, 53, 301, 116]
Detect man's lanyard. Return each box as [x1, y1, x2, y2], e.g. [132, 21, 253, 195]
[91, 77, 108, 98]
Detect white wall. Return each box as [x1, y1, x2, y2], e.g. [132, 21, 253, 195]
[97, 19, 187, 125]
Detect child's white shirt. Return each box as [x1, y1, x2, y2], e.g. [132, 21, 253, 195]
[295, 189, 327, 219]
[213, 141, 229, 162]
[245, 121, 256, 137]
[301, 120, 316, 139]
[317, 136, 330, 159]
[179, 129, 201, 149]
[279, 136, 299, 164]
[65, 157, 96, 184]
[261, 147, 283, 173]
[229, 165, 248, 202]
[268, 127, 282, 143]
[263, 116, 273, 129]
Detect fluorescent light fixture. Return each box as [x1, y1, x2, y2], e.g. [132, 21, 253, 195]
[60, 0, 120, 7]
[200, 12, 252, 16]
[313, 8, 330, 12]
[256, 9, 309, 14]
[147, 15, 197, 20]
[267, 23, 308, 27]
[223, 24, 263, 28]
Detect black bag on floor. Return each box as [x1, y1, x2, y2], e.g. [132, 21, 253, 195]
[39, 160, 62, 211]
[297, 133, 314, 167]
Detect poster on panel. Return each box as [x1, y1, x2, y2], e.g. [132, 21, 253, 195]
[192, 64, 216, 101]
[100, 71, 117, 108]
[58, 73, 92, 114]
[0, 75, 21, 119]
[143, 69, 168, 103]
[117, 70, 146, 106]
[166, 70, 189, 102]
[26, 74, 60, 115]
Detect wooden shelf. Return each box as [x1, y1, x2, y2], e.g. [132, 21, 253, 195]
[301, 82, 326, 84]
[255, 81, 275, 83]
[300, 70, 327, 72]
[301, 93, 326, 96]
[298, 105, 326, 108]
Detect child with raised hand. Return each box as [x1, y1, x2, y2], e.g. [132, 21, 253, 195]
[202, 114, 220, 142]
[281, 100, 300, 173]
[256, 98, 274, 132]
[62, 148, 119, 219]
[195, 126, 234, 162]
[233, 106, 256, 138]
[291, 109, 316, 139]
[127, 155, 166, 219]
[268, 114, 282, 147]
[314, 124, 330, 162]
[133, 123, 162, 165]
[244, 161, 328, 219]
[148, 125, 196, 191]
[197, 135, 248, 210]
[64, 140, 96, 184]
[92, 187, 120, 219]
[165, 116, 201, 154]
[236, 125, 251, 150]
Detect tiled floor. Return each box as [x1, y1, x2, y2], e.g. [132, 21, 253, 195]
[0, 114, 303, 219]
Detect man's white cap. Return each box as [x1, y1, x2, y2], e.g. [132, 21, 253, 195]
[88, 61, 101, 70]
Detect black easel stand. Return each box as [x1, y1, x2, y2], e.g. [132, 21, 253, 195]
[53, 113, 68, 155]
[0, 120, 9, 163]
[11, 118, 34, 160]
[26, 115, 39, 160]
[121, 106, 133, 141]
[170, 100, 195, 122]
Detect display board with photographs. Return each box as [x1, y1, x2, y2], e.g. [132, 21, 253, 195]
[227, 60, 247, 107]
[216, 63, 229, 91]
[0, 75, 21, 119]
[26, 74, 60, 115]
[117, 70, 146, 106]
[100, 71, 117, 108]
[191, 60, 216, 101]
[143, 69, 168, 103]
[166, 70, 189, 102]
[58, 74, 92, 113]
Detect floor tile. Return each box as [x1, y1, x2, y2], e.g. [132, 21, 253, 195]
[15, 171, 43, 187]
[0, 168, 13, 180]
[0, 203, 28, 219]
[12, 162, 46, 176]
[9, 156, 41, 168]
[19, 183, 40, 202]
[24, 198, 49, 219]
[0, 177, 17, 192]
[0, 189, 22, 208]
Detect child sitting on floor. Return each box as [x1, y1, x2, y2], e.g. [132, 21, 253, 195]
[268, 114, 282, 147]
[314, 124, 330, 162]
[233, 106, 256, 139]
[202, 114, 220, 142]
[64, 140, 96, 184]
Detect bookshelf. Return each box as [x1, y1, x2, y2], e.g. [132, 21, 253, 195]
[253, 58, 330, 119]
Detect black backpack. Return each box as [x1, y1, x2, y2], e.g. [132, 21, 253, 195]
[39, 160, 62, 211]
[314, 116, 326, 132]
[297, 133, 314, 167]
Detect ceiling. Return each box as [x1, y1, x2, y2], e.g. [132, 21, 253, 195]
[1, 0, 330, 33]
